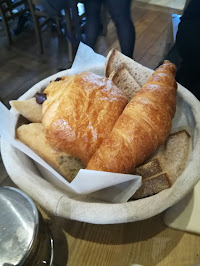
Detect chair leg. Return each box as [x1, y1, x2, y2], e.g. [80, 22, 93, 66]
[69, 0, 81, 42]
[64, 9, 75, 63]
[27, 0, 44, 54]
[0, 9, 12, 44]
[54, 16, 61, 33]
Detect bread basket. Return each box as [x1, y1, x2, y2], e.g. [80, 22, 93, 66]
[2, 44, 200, 224]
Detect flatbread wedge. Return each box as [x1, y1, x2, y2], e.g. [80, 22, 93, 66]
[17, 123, 84, 182]
[10, 98, 42, 123]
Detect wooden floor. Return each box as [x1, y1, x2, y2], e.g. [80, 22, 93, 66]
[0, 0, 185, 186]
[139, 0, 187, 10]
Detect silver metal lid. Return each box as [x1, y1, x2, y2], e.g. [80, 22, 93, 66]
[0, 186, 39, 266]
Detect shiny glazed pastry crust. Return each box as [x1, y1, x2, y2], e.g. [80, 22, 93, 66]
[42, 71, 128, 165]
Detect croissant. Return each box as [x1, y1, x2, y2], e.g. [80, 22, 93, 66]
[86, 60, 177, 173]
[42, 71, 128, 165]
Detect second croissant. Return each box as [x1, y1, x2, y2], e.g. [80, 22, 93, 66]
[87, 60, 177, 173]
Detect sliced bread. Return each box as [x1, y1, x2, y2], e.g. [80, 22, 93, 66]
[134, 158, 162, 179]
[131, 129, 191, 199]
[17, 123, 84, 182]
[151, 129, 191, 184]
[109, 64, 141, 101]
[131, 172, 171, 200]
[105, 48, 152, 86]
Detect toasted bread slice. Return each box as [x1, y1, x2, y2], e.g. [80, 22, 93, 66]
[131, 172, 171, 199]
[17, 123, 84, 182]
[10, 98, 42, 123]
[134, 158, 162, 179]
[152, 129, 191, 184]
[105, 49, 151, 86]
[109, 64, 141, 101]
[131, 129, 191, 200]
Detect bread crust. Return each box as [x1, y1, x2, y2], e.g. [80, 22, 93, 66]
[104, 48, 117, 78]
[104, 48, 152, 86]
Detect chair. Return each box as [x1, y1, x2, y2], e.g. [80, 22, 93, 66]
[0, 0, 109, 61]
[27, 0, 64, 54]
[0, 0, 68, 55]
[27, 0, 81, 59]
[64, 0, 109, 61]
[63, 1, 80, 62]
[63, 0, 88, 62]
[0, 0, 30, 44]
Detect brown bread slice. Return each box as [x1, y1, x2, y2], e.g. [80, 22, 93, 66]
[105, 48, 151, 86]
[131, 172, 171, 199]
[134, 158, 162, 179]
[131, 129, 191, 199]
[109, 64, 141, 101]
[151, 129, 191, 184]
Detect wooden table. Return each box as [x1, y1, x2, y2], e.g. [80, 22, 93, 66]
[42, 210, 200, 266]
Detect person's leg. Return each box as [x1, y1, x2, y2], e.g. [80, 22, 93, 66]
[84, 0, 102, 49]
[106, 0, 135, 58]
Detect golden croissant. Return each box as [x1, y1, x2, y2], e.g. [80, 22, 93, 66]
[42, 72, 128, 165]
[86, 60, 177, 173]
